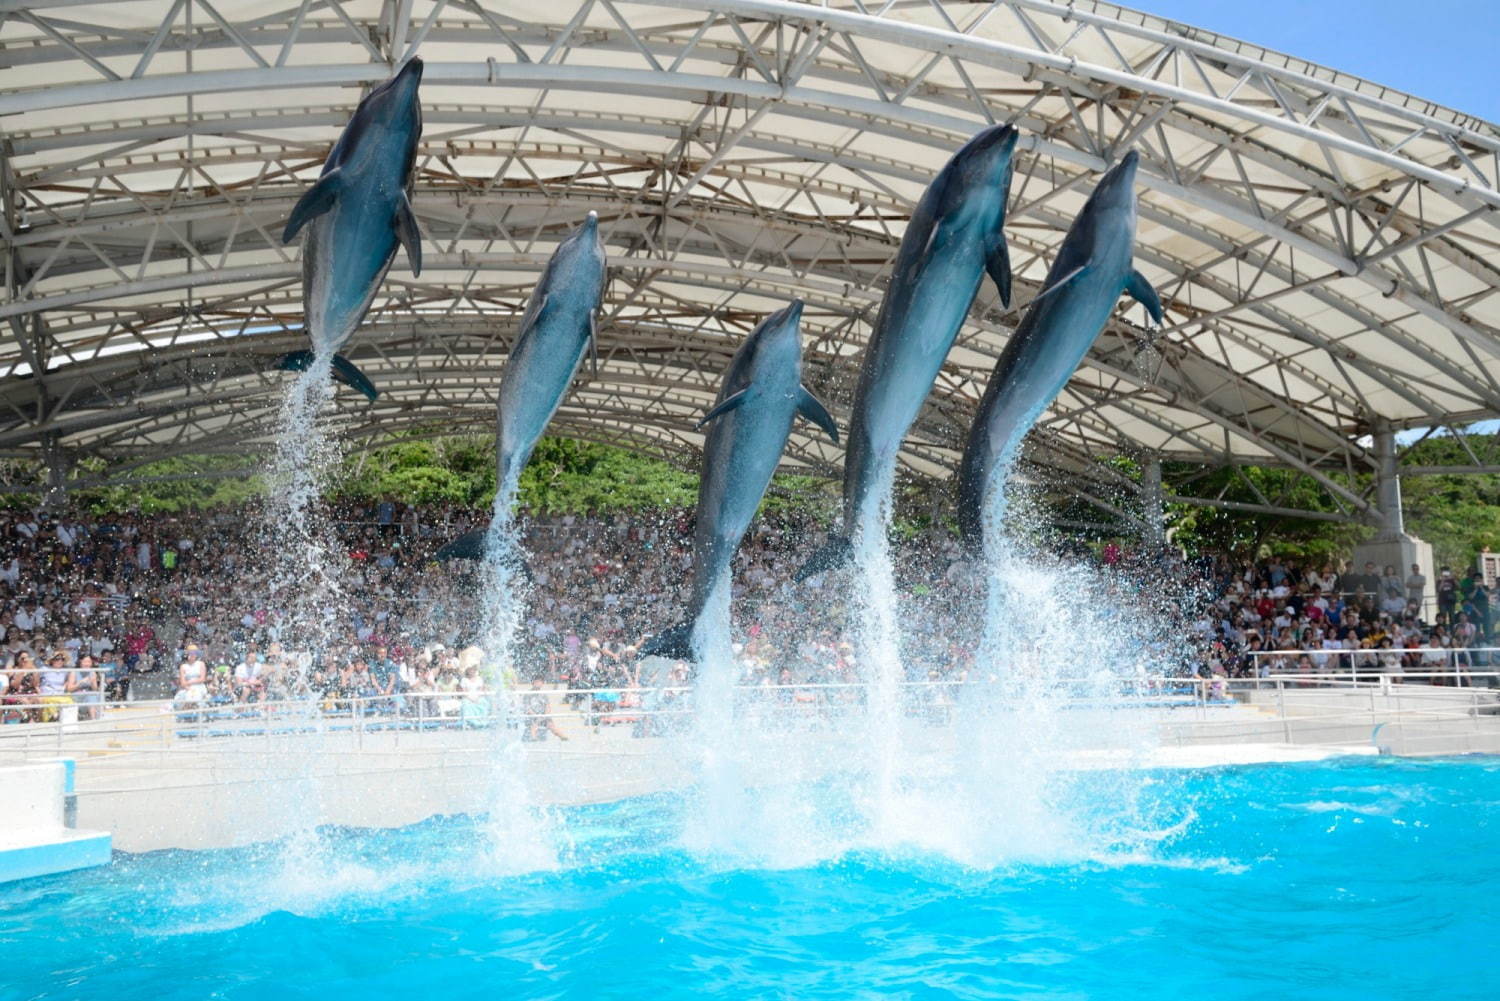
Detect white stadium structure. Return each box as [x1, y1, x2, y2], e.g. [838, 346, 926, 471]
[3, 0, 1499, 542]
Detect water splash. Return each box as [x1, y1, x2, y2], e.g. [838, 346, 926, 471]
[473, 469, 555, 866]
[261, 358, 351, 662]
[846, 464, 906, 839]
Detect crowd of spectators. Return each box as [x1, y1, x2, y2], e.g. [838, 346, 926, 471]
[1194, 555, 1497, 683]
[0, 497, 1495, 724]
[0, 499, 1003, 723]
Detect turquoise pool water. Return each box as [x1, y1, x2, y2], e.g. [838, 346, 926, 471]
[3, 758, 1497, 1001]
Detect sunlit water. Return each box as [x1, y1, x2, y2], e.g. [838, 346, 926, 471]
[5, 758, 1497, 1001]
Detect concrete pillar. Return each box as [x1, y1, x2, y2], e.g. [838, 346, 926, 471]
[1373, 423, 1404, 537]
[1141, 454, 1166, 548]
[40, 432, 68, 511]
[1353, 421, 1435, 618]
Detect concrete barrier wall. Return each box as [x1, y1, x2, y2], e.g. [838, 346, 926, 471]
[0, 760, 111, 883]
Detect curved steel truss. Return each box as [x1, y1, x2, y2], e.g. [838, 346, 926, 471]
[3, 0, 1499, 520]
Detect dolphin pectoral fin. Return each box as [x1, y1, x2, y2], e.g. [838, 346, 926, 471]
[518, 293, 548, 339]
[1125, 268, 1164, 324]
[395, 191, 422, 276]
[695, 389, 749, 430]
[797, 387, 840, 444]
[282, 169, 343, 243]
[588, 310, 600, 378]
[434, 529, 489, 562]
[922, 220, 941, 258]
[640, 623, 693, 662]
[331, 354, 379, 401]
[793, 535, 853, 582]
[986, 238, 1013, 307]
[1029, 263, 1088, 307]
[276, 350, 316, 373]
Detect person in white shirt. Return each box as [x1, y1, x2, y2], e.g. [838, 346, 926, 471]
[175, 643, 208, 707]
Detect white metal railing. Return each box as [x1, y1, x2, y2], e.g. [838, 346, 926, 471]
[0, 674, 1495, 758]
[1243, 646, 1500, 685]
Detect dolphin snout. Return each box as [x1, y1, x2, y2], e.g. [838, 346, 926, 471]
[967, 124, 1019, 161]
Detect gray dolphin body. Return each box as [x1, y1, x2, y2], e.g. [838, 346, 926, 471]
[641, 301, 839, 660]
[795, 125, 1018, 581]
[436, 213, 608, 561]
[956, 150, 1162, 553]
[280, 58, 425, 401]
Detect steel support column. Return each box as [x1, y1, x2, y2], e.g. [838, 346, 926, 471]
[1372, 422, 1405, 538]
[1140, 454, 1166, 548]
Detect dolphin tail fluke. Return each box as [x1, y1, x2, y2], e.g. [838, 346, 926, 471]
[331, 355, 378, 401]
[640, 623, 693, 661]
[1125, 269, 1164, 324]
[276, 349, 316, 373]
[282, 168, 343, 243]
[435, 528, 489, 562]
[793, 535, 853, 582]
[275, 351, 377, 400]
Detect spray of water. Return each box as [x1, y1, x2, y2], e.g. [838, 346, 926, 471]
[254, 358, 356, 878]
[261, 358, 352, 660]
[846, 464, 907, 839]
[474, 470, 556, 866]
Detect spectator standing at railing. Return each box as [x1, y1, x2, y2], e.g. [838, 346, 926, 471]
[176, 643, 208, 706]
[65, 654, 101, 720]
[1437, 567, 1458, 621]
[1380, 566, 1407, 616]
[370, 645, 401, 709]
[1405, 564, 1427, 611]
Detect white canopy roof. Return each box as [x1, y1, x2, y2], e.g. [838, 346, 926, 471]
[3, 0, 1499, 519]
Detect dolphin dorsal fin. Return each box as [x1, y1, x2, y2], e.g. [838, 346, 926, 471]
[1125, 268, 1164, 324]
[986, 237, 1012, 308]
[282, 169, 343, 244]
[695, 388, 750, 430]
[395, 190, 422, 276]
[796, 387, 840, 444]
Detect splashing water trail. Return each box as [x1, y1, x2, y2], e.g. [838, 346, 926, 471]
[680, 574, 746, 854]
[262, 357, 353, 659]
[847, 464, 906, 841]
[474, 471, 556, 867]
[254, 356, 353, 852]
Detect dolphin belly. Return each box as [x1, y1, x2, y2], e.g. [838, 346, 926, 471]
[493, 309, 592, 494]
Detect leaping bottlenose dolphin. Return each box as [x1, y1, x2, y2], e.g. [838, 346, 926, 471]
[641, 301, 838, 661]
[956, 150, 1162, 553]
[795, 125, 1018, 581]
[436, 212, 609, 562]
[279, 57, 425, 401]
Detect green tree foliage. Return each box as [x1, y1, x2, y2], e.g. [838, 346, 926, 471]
[1397, 435, 1500, 568]
[1164, 464, 1366, 562]
[71, 456, 263, 514]
[515, 437, 698, 513]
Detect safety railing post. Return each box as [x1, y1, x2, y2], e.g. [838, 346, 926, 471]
[1276, 677, 1289, 744]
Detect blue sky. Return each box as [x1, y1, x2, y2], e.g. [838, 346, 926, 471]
[1136, 1, 1500, 122]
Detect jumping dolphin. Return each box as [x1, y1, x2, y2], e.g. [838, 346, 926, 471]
[795, 125, 1018, 581]
[279, 57, 425, 401]
[436, 212, 609, 561]
[641, 301, 838, 660]
[956, 150, 1163, 553]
